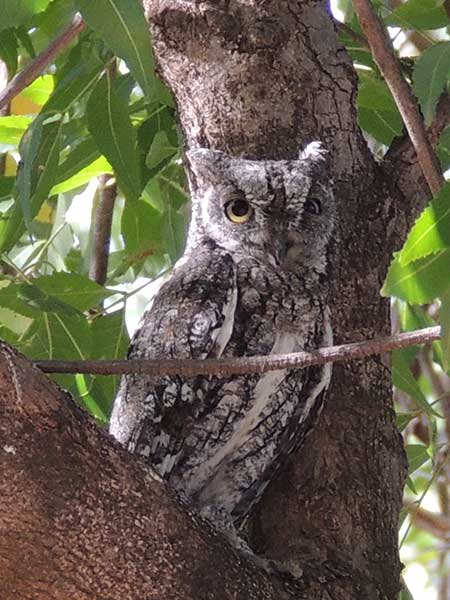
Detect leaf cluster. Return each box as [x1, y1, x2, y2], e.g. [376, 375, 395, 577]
[0, 0, 188, 419]
[338, 2, 450, 596]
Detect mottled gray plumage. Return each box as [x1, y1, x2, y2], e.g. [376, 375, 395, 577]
[110, 143, 334, 544]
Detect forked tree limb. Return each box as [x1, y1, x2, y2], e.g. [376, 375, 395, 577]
[0, 341, 289, 600]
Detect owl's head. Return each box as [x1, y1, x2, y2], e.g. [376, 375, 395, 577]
[186, 143, 335, 274]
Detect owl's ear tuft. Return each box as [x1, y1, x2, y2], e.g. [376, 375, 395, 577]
[298, 141, 330, 178]
[186, 148, 230, 181]
[299, 141, 328, 163]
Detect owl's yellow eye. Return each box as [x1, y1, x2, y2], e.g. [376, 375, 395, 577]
[224, 198, 253, 223]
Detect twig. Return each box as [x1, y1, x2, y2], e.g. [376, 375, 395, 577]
[89, 175, 117, 285]
[0, 60, 9, 175]
[352, 0, 444, 195]
[0, 14, 85, 111]
[403, 501, 450, 541]
[35, 325, 441, 377]
[335, 21, 368, 47]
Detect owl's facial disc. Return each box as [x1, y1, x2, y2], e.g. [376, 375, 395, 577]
[187, 146, 334, 273]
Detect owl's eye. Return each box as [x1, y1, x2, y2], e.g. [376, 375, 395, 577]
[304, 197, 322, 215]
[224, 197, 253, 224]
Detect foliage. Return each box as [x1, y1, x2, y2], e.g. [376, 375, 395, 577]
[1, 0, 450, 597]
[337, 2, 450, 597]
[0, 0, 187, 421]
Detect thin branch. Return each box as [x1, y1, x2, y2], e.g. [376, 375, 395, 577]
[403, 501, 450, 541]
[0, 60, 10, 175]
[352, 0, 444, 195]
[0, 14, 85, 111]
[35, 325, 441, 377]
[89, 174, 117, 286]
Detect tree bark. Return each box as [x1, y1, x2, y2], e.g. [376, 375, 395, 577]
[141, 0, 442, 597]
[2, 1, 449, 598]
[0, 343, 291, 600]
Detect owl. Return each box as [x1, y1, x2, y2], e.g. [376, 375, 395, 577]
[110, 143, 335, 551]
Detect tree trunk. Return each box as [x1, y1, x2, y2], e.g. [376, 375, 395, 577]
[2, 1, 449, 598]
[144, 0, 410, 597]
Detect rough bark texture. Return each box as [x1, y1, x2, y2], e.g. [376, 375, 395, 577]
[0, 343, 293, 600]
[2, 1, 450, 598]
[141, 0, 435, 598]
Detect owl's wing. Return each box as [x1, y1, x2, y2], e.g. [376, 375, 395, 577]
[109, 246, 238, 475]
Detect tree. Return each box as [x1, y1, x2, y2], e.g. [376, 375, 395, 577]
[1, 1, 450, 598]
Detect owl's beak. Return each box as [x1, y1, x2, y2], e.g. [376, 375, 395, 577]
[270, 237, 288, 266]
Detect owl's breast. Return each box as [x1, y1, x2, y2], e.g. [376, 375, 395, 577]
[225, 261, 320, 357]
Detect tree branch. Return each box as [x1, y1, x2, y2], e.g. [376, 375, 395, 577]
[89, 174, 117, 286]
[0, 342, 287, 600]
[35, 325, 441, 377]
[0, 14, 85, 111]
[353, 0, 444, 195]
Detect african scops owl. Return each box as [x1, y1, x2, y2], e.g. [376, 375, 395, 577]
[110, 143, 335, 551]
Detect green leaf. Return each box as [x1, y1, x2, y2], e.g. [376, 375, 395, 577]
[44, 45, 103, 113]
[392, 350, 441, 417]
[51, 155, 112, 195]
[35, 0, 77, 38]
[405, 444, 430, 476]
[0, 28, 19, 76]
[396, 301, 434, 333]
[87, 73, 141, 202]
[357, 75, 403, 145]
[76, 0, 155, 98]
[413, 42, 450, 125]
[0, 0, 52, 30]
[0, 305, 33, 336]
[15, 112, 63, 226]
[396, 412, 416, 432]
[0, 115, 33, 147]
[91, 310, 129, 360]
[16, 25, 35, 59]
[357, 107, 395, 142]
[121, 198, 164, 256]
[90, 310, 129, 417]
[386, 0, 449, 30]
[19, 310, 91, 361]
[17, 284, 81, 316]
[55, 137, 101, 183]
[0, 204, 26, 252]
[437, 125, 450, 170]
[0, 281, 74, 318]
[399, 184, 450, 265]
[164, 203, 187, 262]
[33, 272, 113, 311]
[399, 582, 415, 600]
[405, 476, 417, 495]
[0, 176, 15, 202]
[357, 73, 399, 112]
[137, 106, 178, 181]
[21, 75, 54, 106]
[339, 29, 374, 71]
[382, 250, 450, 303]
[146, 130, 176, 170]
[440, 286, 450, 370]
